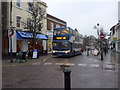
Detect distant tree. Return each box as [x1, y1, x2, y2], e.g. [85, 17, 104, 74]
[22, 2, 46, 47]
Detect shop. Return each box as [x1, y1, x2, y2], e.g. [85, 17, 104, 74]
[16, 31, 48, 54]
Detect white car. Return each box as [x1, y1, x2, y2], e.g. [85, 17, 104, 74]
[92, 49, 99, 56]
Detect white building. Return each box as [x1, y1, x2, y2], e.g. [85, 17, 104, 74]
[2, 1, 48, 56]
[109, 1, 120, 52]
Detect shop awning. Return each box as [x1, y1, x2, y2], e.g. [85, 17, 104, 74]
[17, 31, 48, 40]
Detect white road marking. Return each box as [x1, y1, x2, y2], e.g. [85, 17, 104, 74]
[55, 63, 64, 65]
[78, 64, 86, 66]
[90, 64, 100, 68]
[104, 62, 112, 64]
[44, 63, 52, 65]
[32, 63, 41, 65]
[66, 63, 75, 66]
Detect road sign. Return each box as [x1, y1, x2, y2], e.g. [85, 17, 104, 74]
[100, 34, 105, 39]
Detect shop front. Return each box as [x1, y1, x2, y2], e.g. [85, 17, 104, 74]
[16, 31, 48, 55]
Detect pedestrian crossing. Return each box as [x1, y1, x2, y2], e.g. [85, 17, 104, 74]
[32, 62, 101, 68]
[34, 62, 118, 72]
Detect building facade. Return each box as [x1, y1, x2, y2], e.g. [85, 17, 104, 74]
[110, 23, 120, 52]
[47, 14, 67, 52]
[0, 1, 2, 60]
[109, 1, 120, 52]
[2, 0, 48, 58]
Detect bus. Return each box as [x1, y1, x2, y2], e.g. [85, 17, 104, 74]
[52, 27, 83, 57]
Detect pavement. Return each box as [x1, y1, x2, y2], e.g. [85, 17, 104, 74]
[2, 50, 120, 67]
[2, 54, 52, 67]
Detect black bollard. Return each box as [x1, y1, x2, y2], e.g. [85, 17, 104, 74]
[63, 69, 71, 90]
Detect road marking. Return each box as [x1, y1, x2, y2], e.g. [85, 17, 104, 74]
[3, 56, 52, 67]
[32, 63, 41, 65]
[55, 63, 64, 65]
[41, 56, 52, 62]
[88, 58, 101, 62]
[88, 58, 93, 60]
[44, 62, 52, 65]
[78, 64, 86, 66]
[104, 62, 112, 64]
[66, 63, 75, 66]
[90, 64, 100, 68]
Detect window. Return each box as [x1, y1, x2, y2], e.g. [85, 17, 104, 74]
[38, 8, 42, 15]
[56, 24, 60, 28]
[28, 2, 33, 12]
[16, 0, 21, 7]
[16, 16, 21, 28]
[51, 22, 54, 30]
[27, 18, 32, 29]
[54, 28, 69, 35]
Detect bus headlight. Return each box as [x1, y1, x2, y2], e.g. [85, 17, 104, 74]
[65, 50, 70, 54]
[65, 51, 68, 54]
[52, 51, 56, 53]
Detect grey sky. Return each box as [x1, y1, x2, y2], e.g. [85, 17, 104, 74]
[43, 0, 119, 37]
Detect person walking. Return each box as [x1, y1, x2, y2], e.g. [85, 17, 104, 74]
[86, 45, 90, 56]
[103, 45, 107, 55]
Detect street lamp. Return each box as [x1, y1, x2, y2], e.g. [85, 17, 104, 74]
[9, 0, 13, 63]
[94, 23, 103, 61]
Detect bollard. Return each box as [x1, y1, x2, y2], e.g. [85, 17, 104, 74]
[63, 69, 71, 90]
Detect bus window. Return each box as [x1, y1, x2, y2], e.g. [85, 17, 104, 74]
[54, 28, 69, 35]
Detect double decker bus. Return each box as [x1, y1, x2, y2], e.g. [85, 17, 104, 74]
[52, 27, 83, 57]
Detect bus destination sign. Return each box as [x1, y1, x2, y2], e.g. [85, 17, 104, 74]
[54, 36, 68, 40]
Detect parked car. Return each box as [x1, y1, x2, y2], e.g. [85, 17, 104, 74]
[92, 49, 100, 56]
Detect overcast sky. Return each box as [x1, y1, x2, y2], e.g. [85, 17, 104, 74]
[43, 0, 119, 37]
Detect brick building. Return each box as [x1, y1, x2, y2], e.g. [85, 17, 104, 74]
[47, 14, 67, 52]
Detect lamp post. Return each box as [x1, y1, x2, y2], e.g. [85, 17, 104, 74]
[9, 0, 13, 63]
[94, 23, 103, 61]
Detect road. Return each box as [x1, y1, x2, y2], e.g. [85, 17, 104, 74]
[2, 51, 119, 88]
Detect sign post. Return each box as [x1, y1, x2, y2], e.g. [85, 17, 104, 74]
[100, 33, 105, 61]
[9, 0, 14, 63]
[8, 29, 14, 63]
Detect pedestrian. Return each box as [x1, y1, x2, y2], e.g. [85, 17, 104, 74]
[103, 45, 107, 55]
[86, 45, 90, 56]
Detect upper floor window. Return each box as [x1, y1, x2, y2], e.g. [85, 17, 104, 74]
[56, 24, 60, 28]
[16, 0, 21, 8]
[16, 16, 21, 28]
[27, 18, 33, 29]
[28, 2, 33, 12]
[50, 22, 54, 31]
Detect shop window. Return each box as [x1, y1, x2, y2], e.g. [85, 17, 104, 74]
[17, 40, 22, 52]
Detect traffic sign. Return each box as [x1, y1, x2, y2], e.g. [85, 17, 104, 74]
[100, 34, 105, 39]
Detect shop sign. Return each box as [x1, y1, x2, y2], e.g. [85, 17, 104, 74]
[112, 37, 117, 40]
[32, 51, 38, 58]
